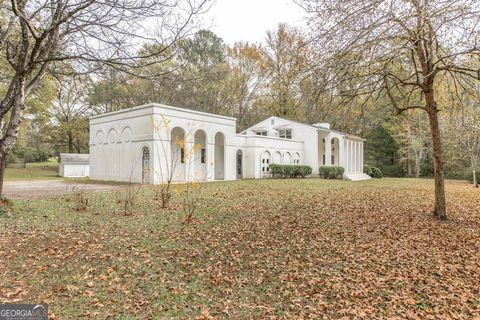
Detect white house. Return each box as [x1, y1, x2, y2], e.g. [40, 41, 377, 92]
[89, 103, 370, 183]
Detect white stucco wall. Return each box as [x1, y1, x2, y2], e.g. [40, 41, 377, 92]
[59, 163, 90, 178]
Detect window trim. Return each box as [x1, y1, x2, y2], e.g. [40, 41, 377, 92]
[279, 129, 292, 139]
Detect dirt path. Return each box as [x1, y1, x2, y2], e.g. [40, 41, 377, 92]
[3, 180, 120, 199]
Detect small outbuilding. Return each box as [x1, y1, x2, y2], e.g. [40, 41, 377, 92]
[59, 153, 90, 178]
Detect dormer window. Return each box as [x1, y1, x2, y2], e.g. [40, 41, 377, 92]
[279, 129, 292, 139]
[256, 131, 267, 136]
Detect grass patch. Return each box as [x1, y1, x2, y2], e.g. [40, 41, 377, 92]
[5, 159, 59, 181]
[0, 178, 479, 318]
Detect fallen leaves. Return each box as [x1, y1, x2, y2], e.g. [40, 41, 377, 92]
[0, 178, 479, 318]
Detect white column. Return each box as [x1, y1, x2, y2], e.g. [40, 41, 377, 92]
[352, 141, 356, 173]
[345, 139, 350, 173]
[348, 140, 352, 173]
[185, 136, 194, 182]
[355, 142, 359, 173]
[344, 140, 348, 172]
[351, 141, 354, 173]
[352, 141, 355, 173]
[361, 141, 365, 173]
[357, 142, 361, 173]
[339, 138, 346, 170]
[325, 136, 332, 166]
[208, 140, 215, 181]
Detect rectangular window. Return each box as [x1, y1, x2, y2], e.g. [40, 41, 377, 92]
[181, 148, 185, 163]
[323, 155, 326, 165]
[201, 148, 206, 164]
[279, 129, 292, 139]
[256, 131, 267, 136]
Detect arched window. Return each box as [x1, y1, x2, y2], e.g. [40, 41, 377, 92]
[142, 147, 150, 183]
[236, 150, 243, 179]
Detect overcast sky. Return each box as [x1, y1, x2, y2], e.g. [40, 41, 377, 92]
[204, 0, 308, 45]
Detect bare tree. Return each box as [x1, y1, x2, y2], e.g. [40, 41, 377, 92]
[0, 0, 208, 197]
[298, 0, 480, 220]
[457, 90, 480, 187]
[49, 76, 92, 153]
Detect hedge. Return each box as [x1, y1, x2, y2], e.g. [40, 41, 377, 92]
[270, 164, 313, 178]
[319, 166, 344, 179]
[364, 165, 383, 178]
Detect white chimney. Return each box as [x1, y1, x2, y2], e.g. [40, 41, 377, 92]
[313, 122, 330, 129]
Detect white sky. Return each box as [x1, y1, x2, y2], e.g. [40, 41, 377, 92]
[203, 0, 308, 45]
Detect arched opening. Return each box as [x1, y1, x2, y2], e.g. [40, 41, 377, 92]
[236, 149, 243, 179]
[142, 146, 150, 183]
[194, 130, 207, 181]
[331, 138, 340, 166]
[284, 152, 292, 165]
[293, 153, 300, 164]
[214, 132, 225, 180]
[273, 151, 282, 164]
[171, 127, 186, 182]
[261, 151, 271, 177]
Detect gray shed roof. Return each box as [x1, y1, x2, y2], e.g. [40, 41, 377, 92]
[60, 153, 90, 163]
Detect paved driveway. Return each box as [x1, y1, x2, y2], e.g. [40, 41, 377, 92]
[3, 180, 120, 199]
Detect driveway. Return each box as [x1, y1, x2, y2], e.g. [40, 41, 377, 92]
[3, 180, 120, 199]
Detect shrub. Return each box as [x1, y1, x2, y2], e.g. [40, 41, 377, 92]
[270, 164, 312, 178]
[371, 167, 383, 178]
[364, 165, 373, 177]
[381, 165, 404, 177]
[270, 164, 284, 178]
[420, 163, 434, 177]
[297, 165, 313, 178]
[319, 166, 345, 179]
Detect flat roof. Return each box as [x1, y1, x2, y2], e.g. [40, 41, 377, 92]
[90, 103, 237, 122]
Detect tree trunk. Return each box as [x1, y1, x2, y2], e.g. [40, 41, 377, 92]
[415, 158, 421, 178]
[473, 168, 478, 188]
[0, 156, 6, 198]
[407, 149, 412, 176]
[0, 81, 27, 199]
[425, 91, 447, 220]
[68, 131, 74, 153]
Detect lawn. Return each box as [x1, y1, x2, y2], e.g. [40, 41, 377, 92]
[5, 159, 60, 181]
[0, 178, 479, 319]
